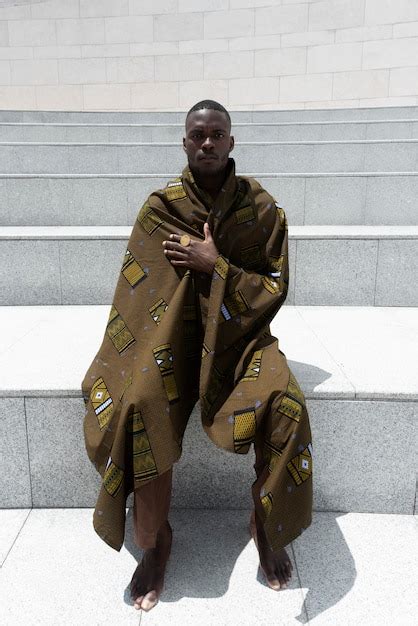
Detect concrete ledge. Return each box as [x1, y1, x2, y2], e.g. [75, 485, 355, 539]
[0, 140, 417, 174]
[1, 172, 418, 227]
[0, 305, 416, 512]
[1, 226, 416, 305]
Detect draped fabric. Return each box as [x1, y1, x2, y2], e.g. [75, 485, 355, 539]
[81, 159, 312, 554]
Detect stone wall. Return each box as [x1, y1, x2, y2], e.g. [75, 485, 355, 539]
[0, 0, 418, 110]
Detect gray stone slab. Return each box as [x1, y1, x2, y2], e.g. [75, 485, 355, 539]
[313, 142, 365, 173]
[304, 176, 366, 224]
[365, 175, 418, 225]
[293, 512, 417, 625]
[375, 239, 418, 306]
[0, 509, 30, 566]
[67, 144, 120, 175]
[119, 145, 172, 174]
[59, 239, 126, 304]
[364, 141, 418, 172]
[294, 239, 378, 305]
[0, 144, 70, 174]
[0, 397, 31, 507]
[286, 238, 296, 305]
[68, 177, 128, 225]
[127, 176, 171, 223]
[235, 143, 316, 173]
[25, 397, 100, 507]
[258, 176, 305, 225]
[366, 121, 413, 140]
[309, 399, 417, 513]
[5, 176, 69, 226]
[0, 239, 61, 305]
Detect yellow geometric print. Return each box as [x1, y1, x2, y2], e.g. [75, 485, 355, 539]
[277, 372, 305, 422]
[106, 305, 135, 354]
[165, 179, 187, 201]
[241, 244, 262, 269]
[264, 440, 283, 473]
[241, 349, 263, 382]
[213, 255, 229, 280]
[275, 203, 286, 227]
[202, 343, 210, 358]
[261, 491, 273, 518]
[221, 290, 250, 321]
[287, 443, 313, 486]
[233, 407, 256, 453]
[121, 249, 146, 287]
[262, 275, 281, 294]
[137, 202, 163, 236]
[90, 377, 113, 430]
[149, 298, 168, 325]
[153, 343, 179, 403]
[235, 205, 255, 224]
[103, 459, 124, 497]
[126, 411, 158, 481]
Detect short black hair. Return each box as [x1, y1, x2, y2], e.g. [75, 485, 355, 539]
[186, 99, 231, 128]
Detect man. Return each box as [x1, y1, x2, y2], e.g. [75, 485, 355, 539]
[82, 100, 313, 612]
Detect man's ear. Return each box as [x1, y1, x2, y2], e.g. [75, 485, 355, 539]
[229, 135, 234, 152]
[182, 137, 187, 152]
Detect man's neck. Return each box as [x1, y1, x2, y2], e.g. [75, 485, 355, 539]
[191, 168, 229, 201]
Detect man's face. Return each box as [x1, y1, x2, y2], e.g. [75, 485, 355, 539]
[183, 108, 234, 177]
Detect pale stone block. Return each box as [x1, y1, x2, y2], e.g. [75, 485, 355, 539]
[333, 69, 389, 100]
[0, 86, 35, 108]
[307, 42, 362, 73]
[81, 43, 129, 58]
[129, 0, 177, 15]
[336, 24, 392, 43]
[0, 46, 32, 60]
[105, 15, 153, 44]
[0, 19, 8, 46]
[178, 79, 228, 108]
[30, 0, 79, 19]
[205, 51, 253, 79]
[204, 9, 254, 39]
[280, 73, 332, 102]
[179, 0, 228, 11]
[393, 21, 418, 38]
[11, 59, 58, 85]
[35, 85, 83, 110]
[255, 4, 309, 36]
[156, 53, 203, 82]
[80, 0, 129, 18]
[58, 58, 106, 85]
[229, 77, 279, 105]
[83, 84, 132, 110]
[155, 13, 203, 42]
[0, 398, 31, 508]
[0, 60, 10, 84]
[180, 39, 228, 54]
[375, 240, 418, 306]
[359, 96, 418, 107]
[231, 0, 278, 7]
[130, 41, 178, 56]
[33, 45, 81, 59]
[56, 18, 105, 46]
[364, 38, 418, 70]
[255, 47, 306, 77]
[309, 0, 365, 30]
[389, 67, 418, 96]
[229, 35, 282, 51]
[365, 0, 418, 26]
[8, 19, 56, 47]
[281, 30, 334, 48]
[106, 56, 154, 83]
[131, 81, 178, 109]
[0, 4, 31, 20]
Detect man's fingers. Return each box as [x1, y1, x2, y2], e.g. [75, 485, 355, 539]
[165, 249, 186, 260]
[163, 240, 184, 251]
[203, 222, 212, 241]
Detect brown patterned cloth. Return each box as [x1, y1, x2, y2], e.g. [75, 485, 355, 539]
[82, 158, 312, 553]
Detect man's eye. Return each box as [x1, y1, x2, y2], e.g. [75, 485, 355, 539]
[216, 133, 224, 138]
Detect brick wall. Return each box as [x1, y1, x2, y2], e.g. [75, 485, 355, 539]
[0, 0, 417, 110]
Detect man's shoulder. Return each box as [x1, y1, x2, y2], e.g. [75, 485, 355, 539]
[237, 175, 276, 204]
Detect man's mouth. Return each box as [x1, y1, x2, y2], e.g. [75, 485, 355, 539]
[199, 155, 218, 161]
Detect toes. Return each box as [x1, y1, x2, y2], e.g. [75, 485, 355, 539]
[133, 595, 144, 610]
[266, 574, 282, 591]
[141, 590, 159, 611]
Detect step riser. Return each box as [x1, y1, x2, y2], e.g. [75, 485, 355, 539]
[2, 106, 418, 123]
[1, 396, 415, 514]
[1, 142, 417, 174]
[1, 175, 417, 227]
[2, 121, 418, 142]
[1, 236, 416, 306]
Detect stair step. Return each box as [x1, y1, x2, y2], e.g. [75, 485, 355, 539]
[2, 119, 418, 142]
[1, 226, 416, 306]
[1, 172, 417, 227]
[0, 305, 416, 513]
[1, 139, 417, 174]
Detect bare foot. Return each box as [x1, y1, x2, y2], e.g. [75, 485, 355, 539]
[250, 510, 293, 590]
[130, 520, 172, 611]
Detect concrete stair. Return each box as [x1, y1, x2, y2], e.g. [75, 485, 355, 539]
[0, 106, 417, 523]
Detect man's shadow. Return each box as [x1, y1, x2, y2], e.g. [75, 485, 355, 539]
[122, 361, 357, 622]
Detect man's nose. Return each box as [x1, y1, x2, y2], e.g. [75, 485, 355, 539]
[202, 136, 214, 149]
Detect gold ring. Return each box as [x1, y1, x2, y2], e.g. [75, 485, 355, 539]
[180, 234, 191, 247]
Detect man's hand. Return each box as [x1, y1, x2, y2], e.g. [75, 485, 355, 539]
[162, 223, 219, 275]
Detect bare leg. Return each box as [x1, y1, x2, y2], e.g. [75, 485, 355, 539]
[250, 510, 293, 590]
